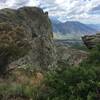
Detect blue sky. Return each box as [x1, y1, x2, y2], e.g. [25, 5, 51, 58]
[0, 0, 100, 24]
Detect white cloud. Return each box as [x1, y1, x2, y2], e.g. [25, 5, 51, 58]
[0, 0, 100, 23]
[39, 0, 100, 23]
[0, 0, 38, 9]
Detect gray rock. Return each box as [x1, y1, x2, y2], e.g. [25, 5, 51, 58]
[0, 7, 57, 71]
[82, 33, 100, 49]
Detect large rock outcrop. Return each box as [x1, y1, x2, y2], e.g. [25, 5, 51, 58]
[82, 33, 100, 49]
[0, 7, 56, 72]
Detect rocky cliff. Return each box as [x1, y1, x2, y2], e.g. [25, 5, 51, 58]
[0, 7, 56, 72]
[82, 33, 100, 49]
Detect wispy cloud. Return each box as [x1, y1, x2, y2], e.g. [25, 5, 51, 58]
[37, 0, 100, 23]
[0, 0, 100, 23]
[0, 0, 38, 9]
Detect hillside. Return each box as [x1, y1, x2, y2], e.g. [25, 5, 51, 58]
[87, 24, 100, 32]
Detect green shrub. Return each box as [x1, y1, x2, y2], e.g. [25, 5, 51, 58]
[0, 83, 40, 99]
[40, 66, 100, 100]
[81, 44, 100, 67]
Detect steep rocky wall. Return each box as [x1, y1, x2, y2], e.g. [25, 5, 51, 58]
[0, 7, 56, 71]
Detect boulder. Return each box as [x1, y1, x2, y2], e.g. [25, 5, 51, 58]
[82, 33, 100, 49]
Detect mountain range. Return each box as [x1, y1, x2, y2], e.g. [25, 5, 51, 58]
[51, 19, 100, 35]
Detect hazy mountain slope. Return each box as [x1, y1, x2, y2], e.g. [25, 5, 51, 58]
[51, 20, 97, 35]
[87, 24, 100, 32]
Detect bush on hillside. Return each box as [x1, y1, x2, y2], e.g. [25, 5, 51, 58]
[80, 44, 100, 67]
[38, 66, 100, 100]
[36, 44, 100, 100]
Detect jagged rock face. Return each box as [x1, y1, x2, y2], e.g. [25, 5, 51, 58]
[82, 33, 100, 49]
[0, 7, 56, 71]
